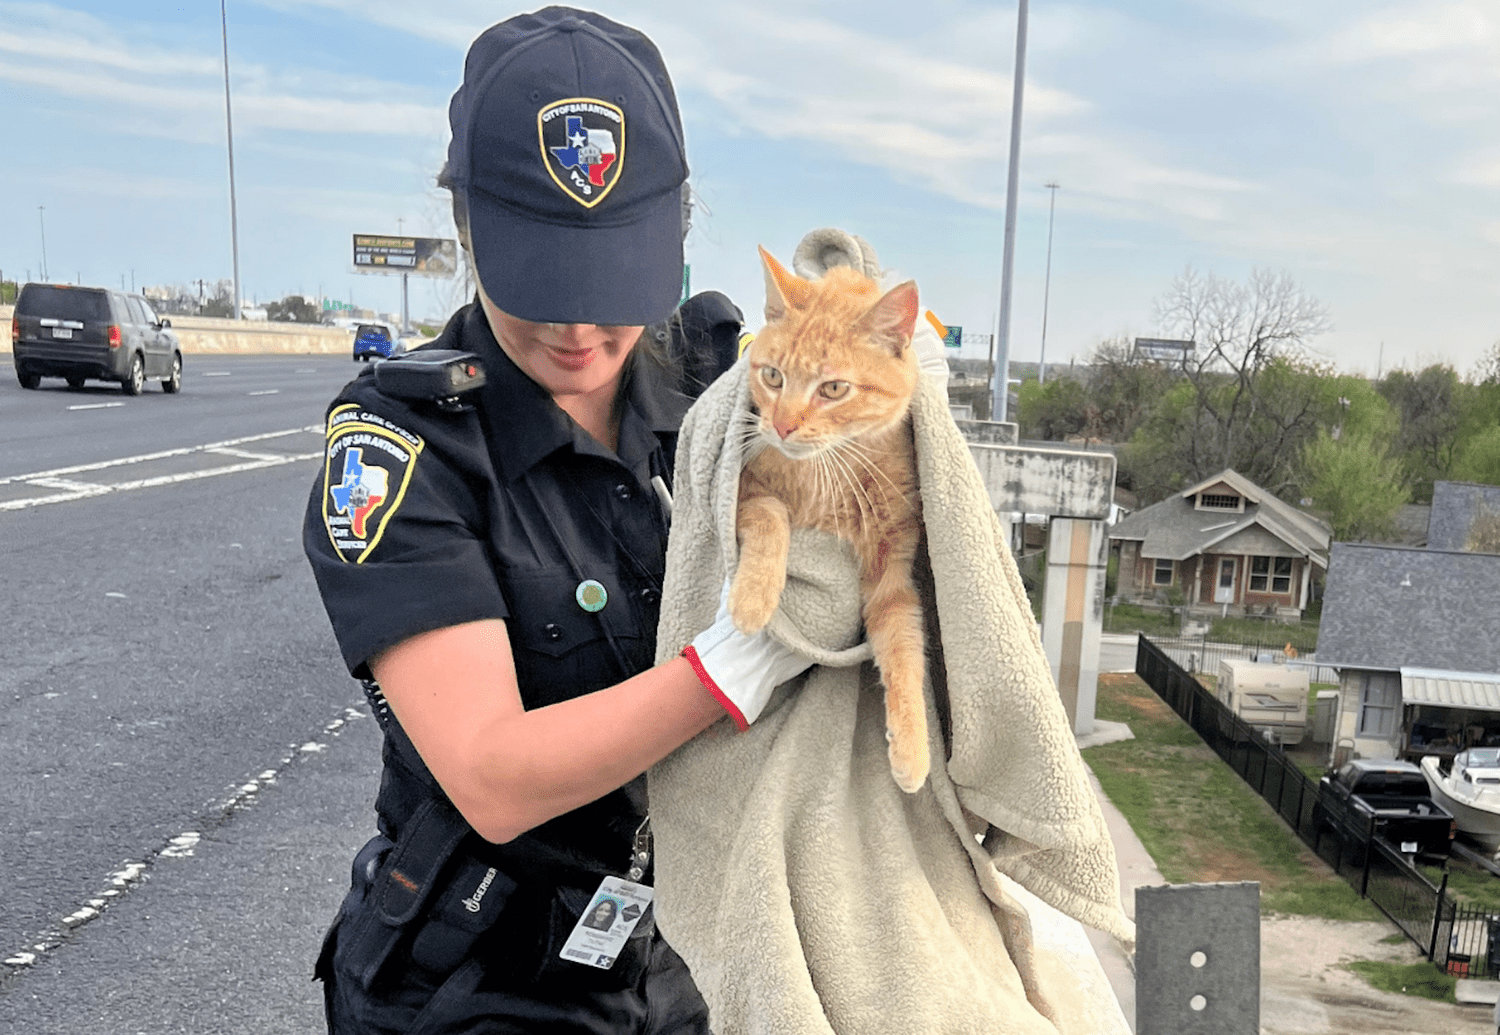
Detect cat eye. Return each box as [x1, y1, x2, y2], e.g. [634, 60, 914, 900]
[760, 366, 784, 390]
[819, 380, 850, 400]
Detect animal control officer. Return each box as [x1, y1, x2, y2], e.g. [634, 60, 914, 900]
[303, 8, 811, 1034]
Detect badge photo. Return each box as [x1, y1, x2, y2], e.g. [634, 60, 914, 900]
[322, 406, 424, 563]
[537, 97, 625, 208]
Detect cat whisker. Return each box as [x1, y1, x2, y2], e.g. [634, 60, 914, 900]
[824, 446, 878, 530]
[837, 439, 913, 511]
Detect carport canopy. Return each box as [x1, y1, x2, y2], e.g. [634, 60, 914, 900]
[1401, 667, 1500, 714]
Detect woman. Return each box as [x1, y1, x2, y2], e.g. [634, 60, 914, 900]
[304, 8, 808, 1032]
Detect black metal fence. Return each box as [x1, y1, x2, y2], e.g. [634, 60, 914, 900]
[1134, 634, 1473, 968]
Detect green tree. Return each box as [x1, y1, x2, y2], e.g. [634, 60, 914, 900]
[1299, 429, 1410, 542]
[1083, 336, 1176, 444]
[1377, 364, 1478, 501]
[265, 295, 321, 323]
[1017, 376, 1091, 441]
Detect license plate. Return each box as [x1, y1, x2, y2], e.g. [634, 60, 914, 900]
[1401, 841, 1418, 854]
[51, 328, 73, 339]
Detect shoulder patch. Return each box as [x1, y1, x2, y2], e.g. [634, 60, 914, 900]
[322, 404, 425, 563]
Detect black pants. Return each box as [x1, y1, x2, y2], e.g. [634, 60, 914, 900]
[318, 848, 710, 1035]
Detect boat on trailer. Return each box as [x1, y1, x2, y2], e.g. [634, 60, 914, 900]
[1421, 748, 1500, 854]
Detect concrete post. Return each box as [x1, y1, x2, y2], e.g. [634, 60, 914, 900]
[1043, 516, 1109, 734]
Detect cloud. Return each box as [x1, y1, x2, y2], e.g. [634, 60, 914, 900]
[0, 4, 444, 141]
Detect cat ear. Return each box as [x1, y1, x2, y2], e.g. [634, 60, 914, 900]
[759, 246, 814, 323]
[856, 279, 920, 356]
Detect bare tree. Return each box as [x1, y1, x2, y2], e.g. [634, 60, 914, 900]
[1148, 267, 1332, 482]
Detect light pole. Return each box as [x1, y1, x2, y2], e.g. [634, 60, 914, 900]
[37, 206, 48, 281]
[991, 0, 1029, 424]
[1038, 181, 1060, 385]
[221, 0, 242, 320]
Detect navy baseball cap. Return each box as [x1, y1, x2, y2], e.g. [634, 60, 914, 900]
[446, 7, 689, 326]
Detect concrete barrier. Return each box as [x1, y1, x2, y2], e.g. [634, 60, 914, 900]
[0, 304, 390, 356]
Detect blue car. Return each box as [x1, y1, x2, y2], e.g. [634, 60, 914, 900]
[353, 322, 403, 362]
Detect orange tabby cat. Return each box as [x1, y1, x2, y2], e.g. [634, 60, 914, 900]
[730, 246, 929, 793]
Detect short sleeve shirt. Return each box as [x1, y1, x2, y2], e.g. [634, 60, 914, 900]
[303, 301, 691, 871]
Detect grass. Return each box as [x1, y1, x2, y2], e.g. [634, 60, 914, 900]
[1102, 603, 1180, 638]
[1420, 856, 1500, 910]
[1206, 615, 1320, 652]
[1344, 961, 1457, 1003]
[1085, 674, 1379, 921]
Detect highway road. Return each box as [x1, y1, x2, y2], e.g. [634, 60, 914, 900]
[0, 354, 379, 1032]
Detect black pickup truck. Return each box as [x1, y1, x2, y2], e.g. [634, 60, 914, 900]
[1318, 759, 1457, 859]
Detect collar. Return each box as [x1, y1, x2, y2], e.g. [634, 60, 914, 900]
[452, 299, 690, 482]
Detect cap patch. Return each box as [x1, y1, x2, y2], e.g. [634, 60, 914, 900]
[538, 98, 624, 208]
[322, 404, 424, 563]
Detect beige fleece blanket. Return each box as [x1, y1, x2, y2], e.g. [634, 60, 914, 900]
[650, 358, 1134, 1035]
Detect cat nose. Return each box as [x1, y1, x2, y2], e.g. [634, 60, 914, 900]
[773, 417, 800, 440]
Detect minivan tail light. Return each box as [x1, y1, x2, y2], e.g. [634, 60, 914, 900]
[10, 319, 16, 344]
[108, 324, 121, 348]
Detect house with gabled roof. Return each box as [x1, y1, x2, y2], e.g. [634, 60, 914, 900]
[1316, 541, 1500, 764]
[1108, 469, 1331, 618]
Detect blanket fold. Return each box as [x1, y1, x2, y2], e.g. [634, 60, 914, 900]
[651, 359, 1134, 1035]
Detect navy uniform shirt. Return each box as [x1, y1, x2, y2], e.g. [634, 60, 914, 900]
[304, 300, 691, 876]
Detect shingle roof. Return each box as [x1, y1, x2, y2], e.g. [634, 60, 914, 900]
[1428, 481, 1500, 551]
[1109, 468, 1330, 563]
[1317, 543, 1500, 674]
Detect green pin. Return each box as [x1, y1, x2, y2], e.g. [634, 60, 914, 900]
[575, 579, 608, 613]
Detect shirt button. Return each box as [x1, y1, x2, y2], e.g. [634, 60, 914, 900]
[543, 623, 563, 641]
[613, 483, 632, 501]
[639, 587, 660, 606]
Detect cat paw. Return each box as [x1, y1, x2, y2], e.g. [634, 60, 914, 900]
[728, 576, 778, 635]
[887, 733, 930, 794]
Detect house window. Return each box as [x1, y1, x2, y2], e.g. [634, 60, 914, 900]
[1198, 493, 1242, 511]
[1249, 556, 1293, 594]
[1153, 558, 1173, 586]
[1357, 672, 1400, 738]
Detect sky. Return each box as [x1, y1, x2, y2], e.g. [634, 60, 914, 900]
[2, 0, 1498, 377]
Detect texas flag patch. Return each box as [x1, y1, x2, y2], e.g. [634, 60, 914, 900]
[322, 404, 423, 563]
[538, 97, 624, 208]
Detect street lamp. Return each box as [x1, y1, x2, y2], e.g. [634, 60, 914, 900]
[1038, 181, 1059, 385]
[991, 0, 1029, 424]
[37, 206, 48, 281]
[221, 0, 242, 320]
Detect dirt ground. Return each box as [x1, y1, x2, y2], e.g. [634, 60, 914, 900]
[1261, 916, 1491, 1034]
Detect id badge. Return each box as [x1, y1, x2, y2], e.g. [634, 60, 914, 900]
[558, 876, 653, 970]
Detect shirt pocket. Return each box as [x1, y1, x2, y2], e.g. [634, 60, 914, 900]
[503, 568, 649, 703]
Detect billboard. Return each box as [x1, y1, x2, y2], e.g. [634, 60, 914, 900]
[352, 235, 459, 278]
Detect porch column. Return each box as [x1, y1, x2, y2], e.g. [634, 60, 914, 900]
[1043, 517, 1109, 735]
[1298, 559, 1311, 612]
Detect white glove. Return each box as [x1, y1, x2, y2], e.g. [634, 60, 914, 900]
[682, 582, 814, 730]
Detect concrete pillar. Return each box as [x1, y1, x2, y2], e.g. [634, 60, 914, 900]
[1043, 516, 1109, 735]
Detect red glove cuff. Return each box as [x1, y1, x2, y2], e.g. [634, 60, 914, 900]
[681, 645, 750, 732]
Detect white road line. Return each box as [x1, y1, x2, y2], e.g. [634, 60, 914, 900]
[201, 371, 231, 377]
[1, 704, 366, 972]
[26, 477, 109, 493]
[206, 446, 288, 462]
[67, 402, 125, 411]
[0, 452, 327, 510]
[0, 426, 321, 487]
[247, 389, 279, 396]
